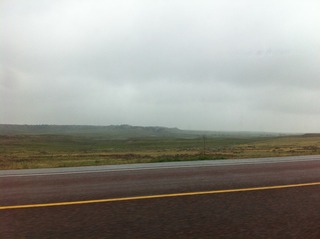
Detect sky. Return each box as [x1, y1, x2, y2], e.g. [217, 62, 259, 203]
[1, 0, 320, 133]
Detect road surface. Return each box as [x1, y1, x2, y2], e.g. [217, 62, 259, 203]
[0, 156, 319, 238]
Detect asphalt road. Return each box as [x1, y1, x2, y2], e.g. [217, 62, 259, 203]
[0, 156, 319, 238]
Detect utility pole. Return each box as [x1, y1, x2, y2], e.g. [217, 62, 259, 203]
[203, 135, 206, 156]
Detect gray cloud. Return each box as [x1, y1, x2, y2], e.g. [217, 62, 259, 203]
[1, 0, 320, 132]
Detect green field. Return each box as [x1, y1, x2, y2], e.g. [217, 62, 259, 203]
[1, 133, 320, 169]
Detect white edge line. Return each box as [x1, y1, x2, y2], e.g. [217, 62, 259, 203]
[0, 156, 319, 178]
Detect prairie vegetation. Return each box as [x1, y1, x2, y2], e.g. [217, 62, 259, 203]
[1, 133, 320, 169]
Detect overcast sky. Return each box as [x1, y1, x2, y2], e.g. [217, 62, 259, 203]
[1, 0, 320, 132]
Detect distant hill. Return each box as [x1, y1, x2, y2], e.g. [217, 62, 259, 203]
[302, 133, 320, 137]
[0, 124, 284, 139]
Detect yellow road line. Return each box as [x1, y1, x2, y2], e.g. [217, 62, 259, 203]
[1, 182, 319, 210]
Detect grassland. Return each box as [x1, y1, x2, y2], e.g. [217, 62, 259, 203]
[1, 133, 320, 169]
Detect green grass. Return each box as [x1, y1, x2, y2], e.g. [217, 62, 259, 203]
[1, 134, 320, 169]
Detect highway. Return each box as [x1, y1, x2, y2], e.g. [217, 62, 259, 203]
[0, 155, 319, 238]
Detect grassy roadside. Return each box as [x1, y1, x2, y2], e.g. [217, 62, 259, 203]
[1, 134, 320, 169]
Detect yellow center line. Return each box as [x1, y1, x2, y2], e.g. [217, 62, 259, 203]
[1, 182, 319, 210]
